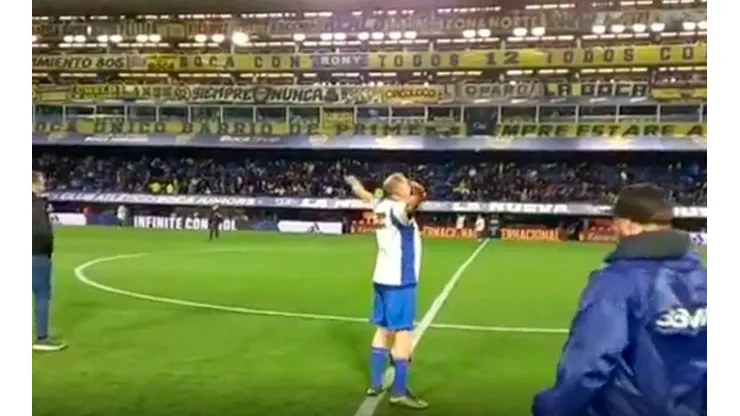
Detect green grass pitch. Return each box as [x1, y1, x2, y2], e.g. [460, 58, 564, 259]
[33, 227, 622, 416]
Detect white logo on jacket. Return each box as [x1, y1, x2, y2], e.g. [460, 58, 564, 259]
[655, 307, 707, 331]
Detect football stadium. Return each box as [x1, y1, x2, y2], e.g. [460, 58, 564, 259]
[31, 0, 707, 415]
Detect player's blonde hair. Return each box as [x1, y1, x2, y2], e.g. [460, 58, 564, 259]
[382, 172, 408, 196]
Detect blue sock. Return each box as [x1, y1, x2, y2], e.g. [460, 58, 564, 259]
[392, 358, 409, 397]
[390, 354, 412, 365]
[35, 297, 50, 340]
[370, 347, 389, 388]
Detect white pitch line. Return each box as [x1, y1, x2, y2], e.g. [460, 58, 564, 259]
[351, 239, 490, 416]
[73, 250, 569, 337]
[74, 253, 371, 324]
[431, 322, 567, 334]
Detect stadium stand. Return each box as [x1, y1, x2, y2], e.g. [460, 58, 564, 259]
[32, 0, 707, 232]
[35, 149, 706, 205]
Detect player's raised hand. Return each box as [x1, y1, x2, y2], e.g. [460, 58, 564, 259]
[345, 175, 361, 188]
[346, 176, 375, 203]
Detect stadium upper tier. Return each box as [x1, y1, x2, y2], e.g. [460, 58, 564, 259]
[32, 5, 706, 84]
[32, 7, 706, 47]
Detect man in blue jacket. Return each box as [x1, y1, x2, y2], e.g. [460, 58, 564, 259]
[533, 184, 706, 416]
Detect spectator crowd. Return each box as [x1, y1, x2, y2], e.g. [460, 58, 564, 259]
[33, 149, 706, 206]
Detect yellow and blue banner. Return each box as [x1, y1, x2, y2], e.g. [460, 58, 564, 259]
[32, 44, 706, 72]
[33, 81, 705, 105]
[33, 120, 706, 139]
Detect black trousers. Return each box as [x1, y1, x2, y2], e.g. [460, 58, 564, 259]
[209, 226, 220, 239]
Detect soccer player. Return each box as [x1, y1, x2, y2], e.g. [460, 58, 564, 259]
[533, 184, 706, 416]
[345, 173, 429, 409]
[208, 205, 223, 240]
[116, 204, 128, 227]
[475, 214, 486, 241]
[32, 172, 66, 352]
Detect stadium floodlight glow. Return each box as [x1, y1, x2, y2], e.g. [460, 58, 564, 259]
[610, 24, 626, 34]
[682, 21, 697, 31]
[632, 23, 647, 33]
[462, 29, 476, 38]
[135, 34, 148, 43]
[320, 32, 333, 41]
[96, 35, 109, 43]
[148, 34, 162, 42]
[403, 31, 417, 39]
[292, 33, 306, 42]
[477, 28, 491, 38]
[333, 32, 347, 40]
[109, 35, 123, 43]
[531, 26, 545, 36]
[389, 31, 402, 40]
[591, 25, 606, 34]
[63, 35, 74, 43]
[697, 20, 707, 30]
[232, 31, 249, 45]
[212, 34, 226, 43]
[512, 27, 528, 37]
[74, 35, 86, 43]
[371, 32, 385, 40]
[650, 22, 665, 32]
[194, 34, 208, 43]
[357, 32, 370, 40]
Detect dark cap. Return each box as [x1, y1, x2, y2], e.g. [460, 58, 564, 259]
[612, 183, 674, 225]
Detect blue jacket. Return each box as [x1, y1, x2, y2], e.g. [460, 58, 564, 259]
[533, 230, 707, 416]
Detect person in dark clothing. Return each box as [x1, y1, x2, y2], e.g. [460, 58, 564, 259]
[208, 205, 223, 240]
[32, 171, 66, 352]
[533, 183, 706, 416]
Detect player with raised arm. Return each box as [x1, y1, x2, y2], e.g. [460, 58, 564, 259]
[345, 173, 429, 410]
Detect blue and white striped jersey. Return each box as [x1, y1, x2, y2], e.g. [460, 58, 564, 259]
[371, 198, 422, 287]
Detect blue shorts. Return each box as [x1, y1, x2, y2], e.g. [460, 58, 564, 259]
[32, 255, 52, 299]
[371, 283, 417, 331]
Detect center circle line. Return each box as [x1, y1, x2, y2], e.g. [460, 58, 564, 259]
[73, 252, 567, 335]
